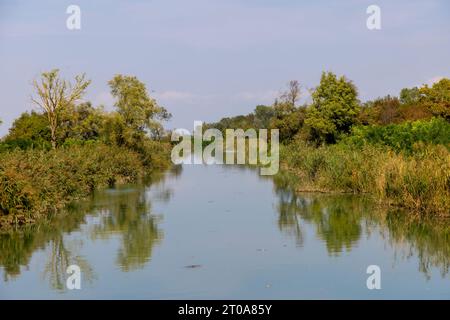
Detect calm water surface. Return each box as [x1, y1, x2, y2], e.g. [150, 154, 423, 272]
[0, 164, 449, 299]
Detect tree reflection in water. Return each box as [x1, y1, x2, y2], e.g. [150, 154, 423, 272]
[271, 169, 450, 278]
[0, 164, 448, 289]
[0, 166, 180, 289]
[87, 181, 165, 272]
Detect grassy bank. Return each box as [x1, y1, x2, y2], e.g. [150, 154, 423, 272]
[0, 142, 171, 229]
[280, 141, 450, 218]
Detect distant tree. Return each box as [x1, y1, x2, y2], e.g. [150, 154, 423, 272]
[31, 69, 91, 149]
[280, 80, 301, 107]
[397, 104, 433, 122]
[373, 95, 401, 125]
[305, 72, 360, 144]
[274, 80, 302, 117]
[108, 75, 171, 138]
[270, 108, 306, 142]
[4, 111, 51, 149]
[419, 78, 450, 121]
[359, 94, 434, 125]
[254, 105, 276, 128]
[274, 100, 296, 118]
[399, 87, 420, 105]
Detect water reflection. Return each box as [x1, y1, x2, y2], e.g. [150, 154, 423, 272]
[87, 183, 164, 272]
[383, 213, 450, 279]
[43, 236, 94, 290]
[0, 164, 448, 294]
[271, 169, 450, 277]
[0, 166, 180, 288]
[0, 204, 88, 282]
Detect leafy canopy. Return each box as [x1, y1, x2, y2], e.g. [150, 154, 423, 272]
[419, 78, 450, 121]
[108, 75, 171, 136]
[305, 72, 360, 144]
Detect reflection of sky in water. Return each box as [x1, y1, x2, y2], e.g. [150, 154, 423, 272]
[0, 164, 449, 299]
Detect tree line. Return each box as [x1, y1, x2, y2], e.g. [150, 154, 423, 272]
[1, 70, 171, 159]
[206, 72, 450, 146]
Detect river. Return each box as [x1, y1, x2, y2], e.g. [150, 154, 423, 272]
[0, 164, 449, 299]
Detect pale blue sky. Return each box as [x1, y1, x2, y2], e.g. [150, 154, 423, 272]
[0, 0, 449, 135]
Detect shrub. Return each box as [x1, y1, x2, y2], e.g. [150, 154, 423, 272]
[0, 143, 170, 229]
[346, 117, 450, 153]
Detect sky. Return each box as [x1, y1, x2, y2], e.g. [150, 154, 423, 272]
[0, 0, 449, 136]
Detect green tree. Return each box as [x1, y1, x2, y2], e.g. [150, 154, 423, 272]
[270, 108, 306, 142]
[58, 102, 106, 144]
[100, 112, 127, 147]
[4, 111, 51, 149]
[254, 105, 276, 128]
[419, 78, 450, 121]
[31, 69, 91, 149]
[273, 100, 296, 118]
[108, 75, 171, 137]
[305, 72, 360, 144]
[400, 87, 420, 105]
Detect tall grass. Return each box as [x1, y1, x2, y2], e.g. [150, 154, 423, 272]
[281, 140, 450, 217]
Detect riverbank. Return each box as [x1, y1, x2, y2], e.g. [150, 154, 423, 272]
[0, 142, 171, 230]
[280, 141, 450, 218]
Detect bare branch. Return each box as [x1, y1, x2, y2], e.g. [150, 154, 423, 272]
[30, 69, 90, 148]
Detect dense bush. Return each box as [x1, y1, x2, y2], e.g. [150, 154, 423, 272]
[269, 108, 306, 143]
[0, 143, 170, 228]
[344, 117, 450, 153]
